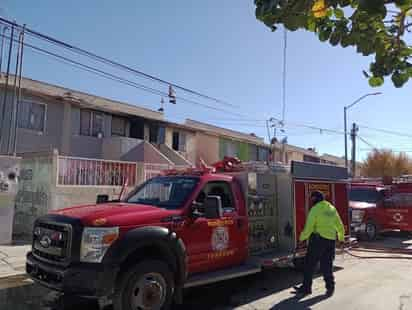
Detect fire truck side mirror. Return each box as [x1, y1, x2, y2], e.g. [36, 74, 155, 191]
[204, 196, 223, 219]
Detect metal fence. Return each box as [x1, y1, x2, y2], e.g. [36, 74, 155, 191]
[57, 156, 137, 186]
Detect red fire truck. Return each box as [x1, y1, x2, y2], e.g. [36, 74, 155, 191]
[26, 158, 351, 310]
[350, 180, 412, 240]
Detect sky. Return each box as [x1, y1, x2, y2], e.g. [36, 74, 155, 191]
[2, 0, 412, 161]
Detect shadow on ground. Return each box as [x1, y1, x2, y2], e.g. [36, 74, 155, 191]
[177, 266, 343, 310]
[270, 294, 331, 310]
[0, 265, 345, 310]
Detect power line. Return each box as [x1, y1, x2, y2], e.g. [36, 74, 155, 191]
[0, 17, 238, 108]
[357, 135, 377, 149]
[282, 27, 287, 122]
[359, 124, 412, 139]
[0, 32, 248, 116]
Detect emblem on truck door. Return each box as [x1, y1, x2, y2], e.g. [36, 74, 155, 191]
[393, 213, 404, 223]
[211, 227, 229, 251]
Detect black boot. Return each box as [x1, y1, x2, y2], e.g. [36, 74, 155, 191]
[293, 285, 312, 297]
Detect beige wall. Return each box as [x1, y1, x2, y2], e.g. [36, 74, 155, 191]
[194, 132, 219, 165]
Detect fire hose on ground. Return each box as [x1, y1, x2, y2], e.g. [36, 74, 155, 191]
[340, 243, 412, 260]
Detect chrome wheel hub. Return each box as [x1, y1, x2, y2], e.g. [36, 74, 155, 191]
[130, 272, 166, 310]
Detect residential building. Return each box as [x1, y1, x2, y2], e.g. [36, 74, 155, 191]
[320, 153, 346, 167]
[185, 119, 271, 165]
[272, 141, 320, 165]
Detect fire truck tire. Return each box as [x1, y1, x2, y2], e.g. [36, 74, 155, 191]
[365, 221, 378, 241]
[113, 260, 174, 310]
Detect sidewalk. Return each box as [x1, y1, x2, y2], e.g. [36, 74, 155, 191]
[0, 245, 30, 280]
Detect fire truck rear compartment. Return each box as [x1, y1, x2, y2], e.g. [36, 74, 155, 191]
[235, 170, 296, 258]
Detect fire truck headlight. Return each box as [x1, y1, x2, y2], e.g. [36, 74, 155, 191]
[352, 210, 365, 223]
[80, 227, 119, 263]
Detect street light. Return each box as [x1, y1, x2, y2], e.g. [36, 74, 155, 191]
[344, 92, 382, 172]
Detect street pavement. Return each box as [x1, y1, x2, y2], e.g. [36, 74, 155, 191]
[0, 245, 30, 280]
[1, 235, 412, 310]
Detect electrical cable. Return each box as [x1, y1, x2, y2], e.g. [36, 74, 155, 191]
[0, 32, 248, 116]
[357, 136, 377, 149]
[0, 17, 238, 108]
[359, 124, 412, 139]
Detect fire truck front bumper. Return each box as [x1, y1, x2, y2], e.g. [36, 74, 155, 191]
[26, 252, 118, 297]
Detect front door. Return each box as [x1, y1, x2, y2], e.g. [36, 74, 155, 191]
[182, 181, 247, 275]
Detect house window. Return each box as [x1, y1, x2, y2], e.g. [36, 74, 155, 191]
[112, 116, 126, 137]
[80, 110, 91, 136]
[258, 147, 269, 162]
[172, 131, 187, 152]
[226, 141, 237, 157]
[18, 100, 46, 132]
[92, 112, 104, 137]
[149, 124, 165, 144]
[80, 109, 104, 137]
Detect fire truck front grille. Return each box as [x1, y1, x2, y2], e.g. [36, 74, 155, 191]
[32, 221, 72, 265]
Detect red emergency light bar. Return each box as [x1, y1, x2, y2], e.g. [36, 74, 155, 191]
[162, 157, 245, 176]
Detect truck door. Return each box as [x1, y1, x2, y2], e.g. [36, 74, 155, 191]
[295, 180, 350, 240]
[383, 192, 412, 231]
[183, 181, 248, 274]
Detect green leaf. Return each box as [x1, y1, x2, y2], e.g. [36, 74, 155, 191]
[319, 27, 332, 41]
[392, 71, 409, 88]
[329, 31, 341, 46]
[307, 17, 317, 32]
[334, 8, 344, 19]
[369, 76, 384, 87]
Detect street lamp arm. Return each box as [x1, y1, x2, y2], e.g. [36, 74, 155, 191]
[345, 92, 382, 110]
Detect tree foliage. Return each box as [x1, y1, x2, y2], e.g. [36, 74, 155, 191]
[361, 149, 412, 177]
[255, 0, 412, 88]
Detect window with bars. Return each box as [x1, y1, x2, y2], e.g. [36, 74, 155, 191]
[18, 100, 46, 132]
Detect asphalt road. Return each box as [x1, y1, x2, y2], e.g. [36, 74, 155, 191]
[1, 233, 412, 310]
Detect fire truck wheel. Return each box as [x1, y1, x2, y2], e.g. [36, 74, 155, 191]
[113, 260, 174, 310]
[365, 222, 378, 241]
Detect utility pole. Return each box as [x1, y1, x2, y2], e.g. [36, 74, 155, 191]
[0, 24, 14, 153]
[351, 123, 359, 177]
[344, 92, 382, 173]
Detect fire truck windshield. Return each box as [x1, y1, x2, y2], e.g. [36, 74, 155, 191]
[127, 176, 199, 209]
[349, 188, 383, 204]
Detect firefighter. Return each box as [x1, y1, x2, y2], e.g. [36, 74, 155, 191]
[294, 190, 345, 298]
